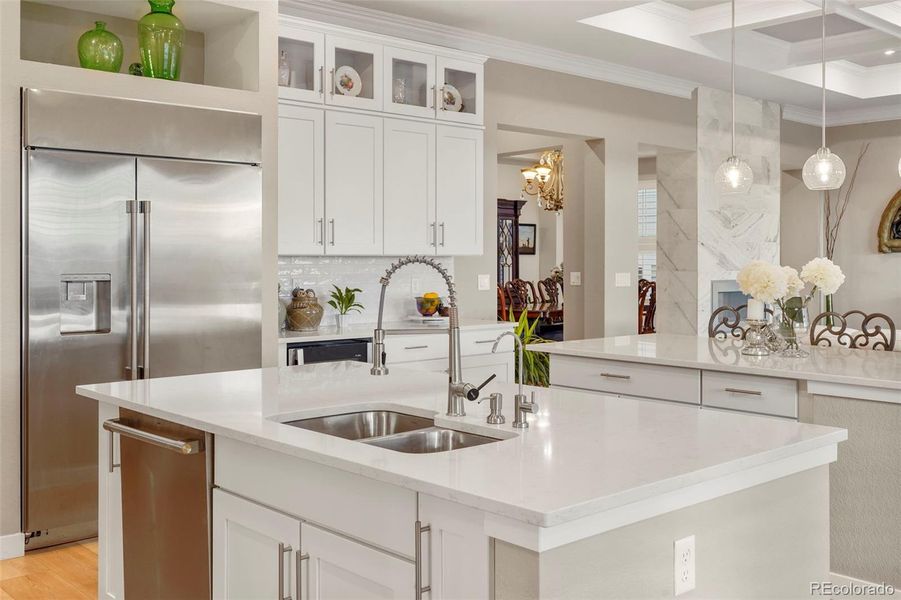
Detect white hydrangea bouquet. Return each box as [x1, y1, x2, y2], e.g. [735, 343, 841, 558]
[737, 257, 845, 356]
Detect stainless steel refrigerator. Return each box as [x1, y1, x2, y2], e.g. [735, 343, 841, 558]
[21, 89, 263, 549]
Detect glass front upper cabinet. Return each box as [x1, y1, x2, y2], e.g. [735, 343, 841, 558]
[436, 57, 483, 125]
[278, 30, 324, 103]
[325, 35, 382, 111]
[383, 47, 435, 119]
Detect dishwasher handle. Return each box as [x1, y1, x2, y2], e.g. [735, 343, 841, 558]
[103, 418, 204, 455]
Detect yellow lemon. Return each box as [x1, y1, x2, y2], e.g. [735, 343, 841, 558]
[423, 292, 439, 299]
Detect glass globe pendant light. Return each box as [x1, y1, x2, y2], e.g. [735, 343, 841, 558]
[715, 0, 753, 195]
[802, 0, 846, 190]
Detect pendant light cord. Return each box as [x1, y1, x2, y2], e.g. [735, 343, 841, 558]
[731, 0, 736, 158]
[821, 0, 826, 148]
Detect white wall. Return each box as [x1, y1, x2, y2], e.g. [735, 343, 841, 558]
[455, 59, 696, 339]
[496, 163, 560, 284]
[278, 256, 454, 326]
[820, 121, 901, 317]
[780, 119, 901, 319]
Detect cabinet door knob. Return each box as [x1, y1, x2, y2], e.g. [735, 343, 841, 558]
[439, 222, 446, 247]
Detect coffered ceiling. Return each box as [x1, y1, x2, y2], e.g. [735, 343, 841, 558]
[291, 0, 901, 126]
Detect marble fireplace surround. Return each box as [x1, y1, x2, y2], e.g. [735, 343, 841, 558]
[657, 87, 781, 335]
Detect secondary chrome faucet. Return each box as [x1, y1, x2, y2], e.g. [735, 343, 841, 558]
[371, 256, 489, 417]
[492, 330, 539, 428]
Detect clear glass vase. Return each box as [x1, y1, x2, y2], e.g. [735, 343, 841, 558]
[138, 0, 185, 81]
[77, 21, 123, 73]
[774, 299, 810, 358]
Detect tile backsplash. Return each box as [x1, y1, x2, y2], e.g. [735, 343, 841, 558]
[278, 256, 455, 327]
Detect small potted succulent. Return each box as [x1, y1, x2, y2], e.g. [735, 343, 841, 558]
[327, 285, 363, 331]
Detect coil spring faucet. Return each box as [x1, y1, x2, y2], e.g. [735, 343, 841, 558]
[370, 256, 492, 416]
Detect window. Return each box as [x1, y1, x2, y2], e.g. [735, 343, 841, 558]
[637, 187, 657, 238]
[638, 251, 657, 281]
[637, 184, 657, 281]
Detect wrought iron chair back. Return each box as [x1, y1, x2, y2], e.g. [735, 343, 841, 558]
[708, 304, 773, 340]
[809, 310, 896, 351]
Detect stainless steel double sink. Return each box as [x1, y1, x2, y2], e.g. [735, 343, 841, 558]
[284, 410, 500, 454]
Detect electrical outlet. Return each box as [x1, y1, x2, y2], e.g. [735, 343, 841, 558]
[478, 274, 490, 291]
[615, 272, 631, 288]
[570, 271, 582, 286]
[674, 535, 695, 596]
[411, 278, 422, 294]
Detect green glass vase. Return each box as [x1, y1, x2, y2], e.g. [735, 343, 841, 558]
[77, 21, 123, 73]
[138, 0, 185, 81]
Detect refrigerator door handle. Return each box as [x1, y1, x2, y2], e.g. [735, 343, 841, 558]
[127, 200, 139, 380]
[139, 200, 151, 379]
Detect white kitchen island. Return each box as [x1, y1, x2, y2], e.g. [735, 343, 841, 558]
[78, 360, 846, 599]
[531, 333, 901, 587]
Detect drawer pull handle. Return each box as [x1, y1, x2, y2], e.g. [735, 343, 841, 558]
[724, 387, 763, 396]
[404, 345, 429, 350]
[600, 373, 631, 380]
[474, 340, 495, 344]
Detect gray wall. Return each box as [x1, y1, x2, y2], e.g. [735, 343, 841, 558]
[801, 394, 901, 585]
[495, 466, 830, 599]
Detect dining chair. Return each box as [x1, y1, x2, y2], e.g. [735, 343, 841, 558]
[708, 304, 772, 340]
[496, 285, 509, 322]
[809, 310, 896, 351]
[538, 278, 561, 305]
[639, 281, 656, 334]
[505, 279, 531, 307]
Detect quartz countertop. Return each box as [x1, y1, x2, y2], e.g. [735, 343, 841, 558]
[529, 333, 901, 392]
[278, 318, 512, 343]
[77, 361, 845, 539]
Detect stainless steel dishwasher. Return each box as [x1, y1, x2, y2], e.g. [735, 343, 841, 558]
[103, 408, 211, 599]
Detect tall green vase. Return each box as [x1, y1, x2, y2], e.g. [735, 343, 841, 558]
[138, 0, 185, 81]
[77, 21, 123, 73]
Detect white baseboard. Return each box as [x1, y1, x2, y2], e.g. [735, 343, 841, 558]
[831, 572, 881, 586]
[0, 532, 25, 559]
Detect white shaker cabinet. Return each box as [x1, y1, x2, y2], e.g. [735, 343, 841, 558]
[278, 104, 325, 255]
[383, 119, 436, 255]
[383, 46, 437, 119]
[436, 125, 483, 255]
[278, 27, 325, 104]
[325, 35, 383, 112]
[325, 111, 384, 255]
[301, 523, 415, 600]
[436, 57, 483, 126]
[212, 489, 302, 600]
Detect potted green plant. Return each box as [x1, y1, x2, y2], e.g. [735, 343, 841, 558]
[327, 285, 363, 331]
[509, 311, 550, 387]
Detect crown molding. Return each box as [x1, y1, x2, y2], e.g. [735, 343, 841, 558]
[783, 101, 901, 126]
[282, 0, 697, 99]
[281, 0, 898, 127]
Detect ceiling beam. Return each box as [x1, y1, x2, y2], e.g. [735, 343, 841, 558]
[801, 0, 901, 38]
[690, 0, 819, 36]
[787, 28, 898, 65]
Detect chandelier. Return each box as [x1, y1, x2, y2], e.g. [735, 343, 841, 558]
[521, 149, 564, 211]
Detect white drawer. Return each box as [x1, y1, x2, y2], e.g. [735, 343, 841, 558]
[550, 355, 700, 405]
[384, 333, 447, 363]
[461, 328, 514, 356]
[701, 371, 798, 419]
[215, 437, 417, 558]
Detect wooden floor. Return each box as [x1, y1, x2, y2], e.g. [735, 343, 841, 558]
[0, 540, 97, 600]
